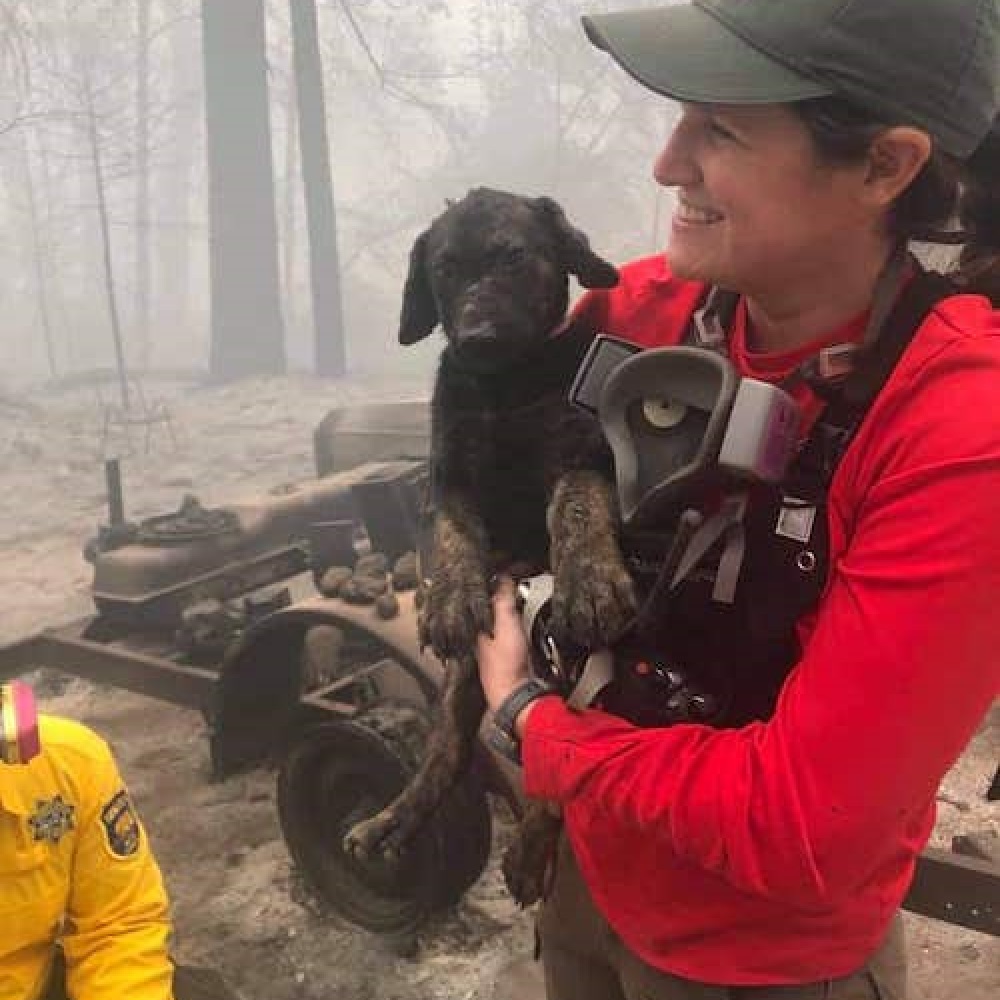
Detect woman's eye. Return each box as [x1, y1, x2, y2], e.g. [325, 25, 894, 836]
[708, 121, 735, 141]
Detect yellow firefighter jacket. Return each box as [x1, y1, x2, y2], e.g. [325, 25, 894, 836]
[0, 715, 174, 1000]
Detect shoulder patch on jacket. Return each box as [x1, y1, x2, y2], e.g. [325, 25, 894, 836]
[100, 789, 141, 858]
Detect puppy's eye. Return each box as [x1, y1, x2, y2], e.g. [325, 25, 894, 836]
[506, 247, 527, 265]
[431, 256, 454, 277]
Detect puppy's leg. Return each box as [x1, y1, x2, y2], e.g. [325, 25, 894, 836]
[495, 472, 633, 907]
[418, 498, 495, 660]
[547, 469, 636, 650]
[502, 801, 564, 907]
[345, 494, 493, 858]
[343, 651, 487, 859]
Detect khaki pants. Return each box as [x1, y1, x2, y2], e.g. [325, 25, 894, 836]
[537, 840, 907, 1000]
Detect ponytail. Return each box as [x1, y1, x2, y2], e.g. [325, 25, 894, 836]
[956, 118, 1000, 302]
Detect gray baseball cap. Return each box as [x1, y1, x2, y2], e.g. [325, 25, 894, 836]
[582, 0, 999, 158]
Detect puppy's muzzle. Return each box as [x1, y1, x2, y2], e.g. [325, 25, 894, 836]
[454, 324, 515, 372]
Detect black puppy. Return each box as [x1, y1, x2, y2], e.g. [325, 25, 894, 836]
[344, 189, 636, 900]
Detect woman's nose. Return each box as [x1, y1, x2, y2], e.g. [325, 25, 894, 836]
[653, 126, 700, 188]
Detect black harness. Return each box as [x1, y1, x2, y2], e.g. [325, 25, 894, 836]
[599, 268, 957, 728]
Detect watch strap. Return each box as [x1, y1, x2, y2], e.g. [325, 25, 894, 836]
[488, 677, 554, 764]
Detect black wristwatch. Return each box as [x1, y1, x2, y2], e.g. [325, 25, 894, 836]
[487, 677, 554, 765]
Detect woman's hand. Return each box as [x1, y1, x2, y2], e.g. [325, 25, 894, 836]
[476, 576, 533, 713]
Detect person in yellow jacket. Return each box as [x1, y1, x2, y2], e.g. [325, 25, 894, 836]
[0, 680, 174, 1000]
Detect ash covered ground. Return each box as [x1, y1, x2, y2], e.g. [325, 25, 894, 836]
[1, 375, 996, 1000]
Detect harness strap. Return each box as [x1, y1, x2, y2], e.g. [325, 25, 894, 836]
[796, 250, 910, 399]
[566, 649, 615, 710]
[670, 493, 748, 601]
[792, 267, 957, 495]
[517, 574, 619, 710]
[838, 268, 956, 409]
[690, 249, 912, 394]
[690, 286, 740, 350]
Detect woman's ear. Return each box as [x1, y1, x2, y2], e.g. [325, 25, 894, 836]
[862, 126, 933, 208]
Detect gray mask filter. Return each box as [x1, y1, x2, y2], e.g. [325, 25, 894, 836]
[571, 336, 801, 529]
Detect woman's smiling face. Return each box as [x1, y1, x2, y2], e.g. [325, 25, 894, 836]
[654, 103, 876, 298]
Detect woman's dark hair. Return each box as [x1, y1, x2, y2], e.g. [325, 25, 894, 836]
[793, 96, 1000, 302]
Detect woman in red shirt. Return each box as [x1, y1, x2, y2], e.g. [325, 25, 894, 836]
[476, 2, 1000, 998]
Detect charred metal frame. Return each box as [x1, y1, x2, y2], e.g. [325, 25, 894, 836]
[906, 848, 998, 936]
[0, 620, 215, 710]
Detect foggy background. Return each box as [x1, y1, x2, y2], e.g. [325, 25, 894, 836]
[0, 0, 678, 390]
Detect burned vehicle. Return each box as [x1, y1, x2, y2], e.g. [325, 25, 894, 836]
[1, 401, 513, 936]
[0, 400, 996, 942]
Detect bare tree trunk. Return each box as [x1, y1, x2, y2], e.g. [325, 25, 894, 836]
[134, 0, 151, 367]
[289, 0, 346, 376]
[20, 131, 58, 378]
[202, 0, 286, 380]
[85, 92, 130, 412]
[158, 8, 199, 344]
[31, 131, 82, 373]
[281, 73, 299, 320]
[74, 127, 103, 371]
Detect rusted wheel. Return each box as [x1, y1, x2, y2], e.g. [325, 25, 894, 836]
[276, 702, 491, 935]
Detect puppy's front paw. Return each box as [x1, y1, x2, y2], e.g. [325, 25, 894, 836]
[502, 806, 563, 907]
[418, 567, 494, 660]
[343, 803, 413, 861]
[550, 550, 636, 650]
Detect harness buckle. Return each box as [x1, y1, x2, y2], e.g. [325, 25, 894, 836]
[816, 343, 859, 381]
[692, 305, 727, 349]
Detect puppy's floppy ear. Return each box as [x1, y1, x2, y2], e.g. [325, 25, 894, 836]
[534, 196, 619, 289]
[398, 230, 439, 345]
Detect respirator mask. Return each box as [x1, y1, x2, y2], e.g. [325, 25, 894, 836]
[1, 680, 41, 765]
[516, 335, 803, 723]
[570, 335, 801, 528]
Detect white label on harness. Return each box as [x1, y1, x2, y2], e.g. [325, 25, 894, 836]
[775, 498, 816, 543]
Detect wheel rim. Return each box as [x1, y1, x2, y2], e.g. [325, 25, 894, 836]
[278, 714, 438, 933]
[278, 703, 493, 934]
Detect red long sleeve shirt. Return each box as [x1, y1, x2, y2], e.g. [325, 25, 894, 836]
[523, 255, 1000, 984]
